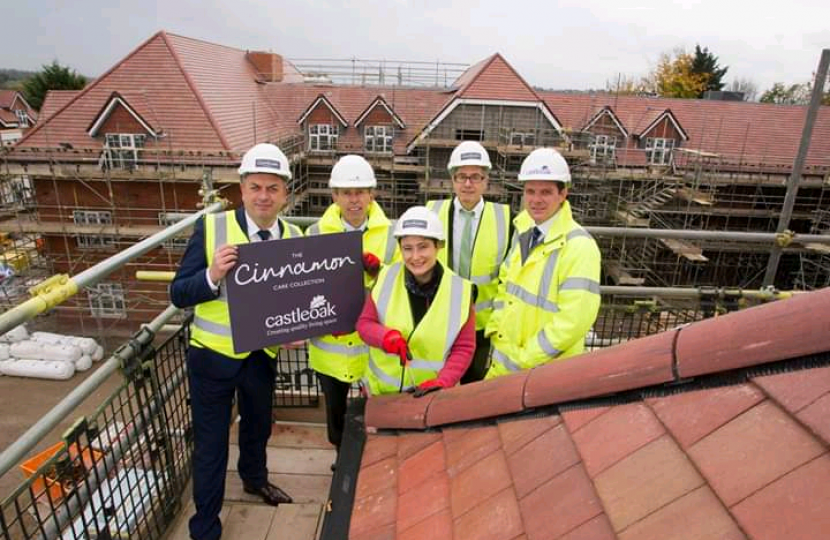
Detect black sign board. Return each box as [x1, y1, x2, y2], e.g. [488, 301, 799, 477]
[225, 231, 364, 353]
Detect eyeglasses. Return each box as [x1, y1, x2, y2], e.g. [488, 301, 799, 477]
[453, 173, 487, 184]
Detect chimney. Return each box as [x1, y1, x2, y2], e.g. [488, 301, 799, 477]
[246, 51, 284, 83]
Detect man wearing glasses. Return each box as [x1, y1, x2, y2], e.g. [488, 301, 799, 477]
[426, 141, 513, 383]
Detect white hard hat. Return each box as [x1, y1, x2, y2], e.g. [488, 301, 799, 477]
[394, 206, 445, 241]
[518, 148, 571, 185]
[447, 141, 492, 173]
[329, 155, 377, 188]
[238, 143, 292, 180]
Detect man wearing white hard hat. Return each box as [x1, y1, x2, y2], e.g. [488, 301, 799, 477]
[171, 143, 301, 539]
[305, 154, 398, 467]
[485, 148, 601, 379]
[426, 141, 514, 383]
[356, 206, 475, 396]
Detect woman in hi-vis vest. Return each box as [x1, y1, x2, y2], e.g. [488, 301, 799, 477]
[356, 206, 476, 396]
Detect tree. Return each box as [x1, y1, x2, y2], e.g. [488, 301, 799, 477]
[605, 74, 650, 96]
[642, 49, 709, 99]
[729, 78, 759, 101]
[759, 82, 809, 105]
[21, 61, 87, 110]
[690, 45, 729, 95]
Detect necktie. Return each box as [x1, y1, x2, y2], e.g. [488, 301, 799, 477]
[529, 227, 543, 252]
[457, 209, 474, 279]
[256, 229, 272, 241]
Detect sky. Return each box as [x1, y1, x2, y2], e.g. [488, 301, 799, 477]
[4, 0, 828, 95]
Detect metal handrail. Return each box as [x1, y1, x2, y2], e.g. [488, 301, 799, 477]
[0, 201, 225, 336]
[0, 304, 181, 479]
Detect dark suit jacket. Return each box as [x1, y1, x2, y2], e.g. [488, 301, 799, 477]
[170, 207, 280, 379]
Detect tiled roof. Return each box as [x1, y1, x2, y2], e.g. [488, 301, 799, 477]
[452, 53, 542, 102]
[542, 92, 830, 170]
[39, 90, 81, 121]
[0, 90, 18, 109]
[350, 288, 830, 539]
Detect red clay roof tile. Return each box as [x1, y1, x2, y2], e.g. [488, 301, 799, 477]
[558, 514, 617, 540]
[731, 454, 830, 540]
[594, 435, 704, 531]
[524, 330, 676, 408]
[443, 426, 502, 478]
[396, 432, 442, 461]
[397, 507, 453, 540]
[355, 456, 397, 500]
[518, 463, 605, 540]
[560, 406, 612, 433]
[646, 383, 765, 448]
[797, 394, 830, 445]
[397, 470, 450, 532]
[349, 486, 397, 538]
[617, 486, 745, 540]
[676, 288, 830, 378]
[361, 435, 398, 468]
[425, 370, 529, 427]
[453, 487, 523, 540]
[687, 400, 825, 506]
[497, 414, 562, 456]
[450, 449, 513, 519]
[365, 391, 435, 430]
[752, 366, 830, 413]
[507, 422, 580, 498]
[570, 402, 665, 478]
[397, 440, 445, 495]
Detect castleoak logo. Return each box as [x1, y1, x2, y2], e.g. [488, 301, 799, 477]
[265, 295, 337, 328]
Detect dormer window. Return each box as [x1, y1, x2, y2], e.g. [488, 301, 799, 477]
[645, 137, 675, 166]
[14, 109, 29, 128]
[309, 124, 339, 152]
[590, 135, 617, 164]
[365, 126, 393, 153]
[103, 133, 145, 170]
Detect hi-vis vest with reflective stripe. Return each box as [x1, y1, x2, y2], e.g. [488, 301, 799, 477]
[190, 210, 304, 359]
[486, 201, 601, 379]
[364, 262, 472, 395]
[306, 201, 399, 382]
[426, 199, 510, 330]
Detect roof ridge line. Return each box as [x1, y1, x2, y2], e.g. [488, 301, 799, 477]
[160, 31, 232, 152]
[16, 30, 167, 147]
[163, 31, 248, 54]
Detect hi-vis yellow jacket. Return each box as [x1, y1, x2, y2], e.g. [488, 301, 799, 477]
[190, 210, 304, 359]
[364, 262, 472, 395]
[426, 199, 510, 330]
[485, 201, 601, 378]
[306, 201, 399, 382]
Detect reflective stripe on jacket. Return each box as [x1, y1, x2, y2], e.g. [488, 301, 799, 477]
[364, 262, 472, 395]
[307, 201, 399, 382]
[190, 210, 303, 359]
[426, 199, 510, 330]
[485, 201, 601, 378]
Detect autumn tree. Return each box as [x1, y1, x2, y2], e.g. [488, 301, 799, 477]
[21, 61, 87, 110]
[760, 74, 829, 106]
[642, 50, 708, 99]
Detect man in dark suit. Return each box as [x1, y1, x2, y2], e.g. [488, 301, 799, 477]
[170, 143, 302, 540]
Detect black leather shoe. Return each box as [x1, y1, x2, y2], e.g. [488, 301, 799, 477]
[243, 482, 293, 506]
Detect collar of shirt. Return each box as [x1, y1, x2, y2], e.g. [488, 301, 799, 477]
[452, 197, 485, 219]
[341, 218, 367, 232]
[533, 208, 562, 242]
[244, 212, 281, 241]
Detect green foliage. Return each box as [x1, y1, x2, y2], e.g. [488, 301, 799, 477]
[21, 61, 87, 110]
[760, 75, 829, 106]
[691, 45, 729, 95]
[0, 69, 37, 90]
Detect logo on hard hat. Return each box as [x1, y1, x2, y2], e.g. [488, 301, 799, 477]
[255, 158, 281, 170]
[527, 165, 551, 175]
[460, 152, 482, 160]
[402, 219, 428, 230]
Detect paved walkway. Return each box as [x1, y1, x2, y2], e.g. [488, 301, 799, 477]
[165, 422, 335, 540]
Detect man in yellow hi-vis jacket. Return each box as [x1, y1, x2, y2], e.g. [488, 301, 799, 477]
[485, 148, 601, 378]
[306, 155, 398, 468]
